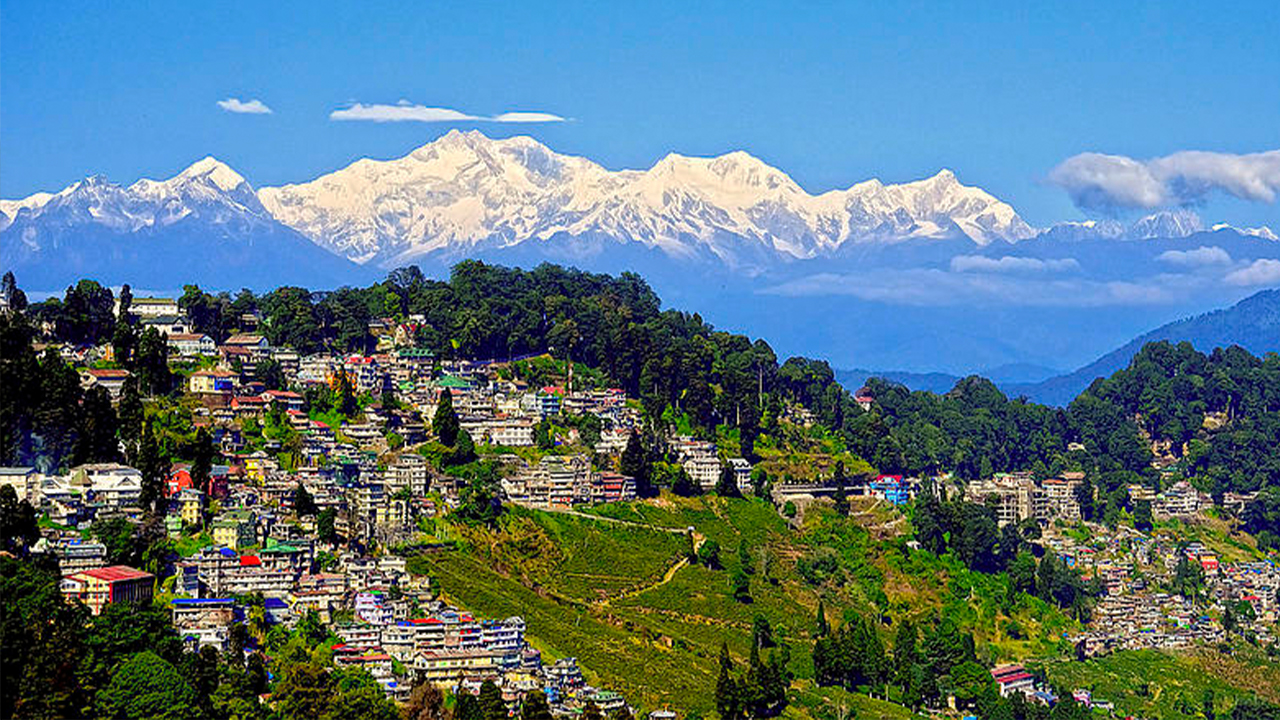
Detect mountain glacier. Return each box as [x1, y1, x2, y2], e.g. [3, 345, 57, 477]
[258, 129, 1038, 269]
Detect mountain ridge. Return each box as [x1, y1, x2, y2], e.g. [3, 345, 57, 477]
[0, 157, 369, 290]
[1008, 288, 1280, 404]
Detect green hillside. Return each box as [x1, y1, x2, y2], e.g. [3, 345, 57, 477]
[406, 494, 1083, 716]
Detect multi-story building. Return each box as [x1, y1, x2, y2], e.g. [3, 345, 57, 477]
[167, 333, 216, 357]
[189, 369, 236, 394]
[0, 466, 39, 501]
[176, 488, 206, 527]
[1042, 478, 1082, 521]
[683, 456, 721, 491]
[62, 565, 154, 615]
[211, 510, 256, 549]
[412, 648, 503, 685]
[385, 454, 429, 495]
[53, 540, 108, 575]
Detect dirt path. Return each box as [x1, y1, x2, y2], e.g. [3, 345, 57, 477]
[546, 507, 692, 535]
[594, 556, 690, 607]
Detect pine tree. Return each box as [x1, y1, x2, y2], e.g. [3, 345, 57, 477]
[715, 643, 741, 720]
[74, 386, 120, 465]
[477, 679, 507, 720]
[455, 692, 484, 720]
[118, 376, 144, 460]
[832, 460, 848, 516]
[620, 431, 653, 497]
[521, 691, 553, 720]
[293, 483, 318, 516]
[137, 421, 166, 515]
[336, 369, 358, 417]
[893, 618, 919, 686]
[715, 460, 742, 498]
[191, 428, 214, 495]
[112, 320, 137, 367]
[815, 599, 829, 637]
[432, 389, 460, 447]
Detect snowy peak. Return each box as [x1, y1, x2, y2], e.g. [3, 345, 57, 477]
[174, 156, 248, 192]
[1041, 209, 1275, 242]
[259, 131, 1038, 267]
[1128, 209, 1203, 239]
[0, 157, 270, 236]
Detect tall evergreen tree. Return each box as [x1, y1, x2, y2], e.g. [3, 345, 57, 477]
[619, 431, 653, 497]
[715, 460, 742, 498]
[137, 422, 166, 515]
[432, 389, 460, 447]
[191, 427, 214, 495]
[293, 483, 318, 517]
[477, 679, 506, 720]
[520, 691, 554, 720]
[74, 385, 120, 465]
[715, 643, 742, 720]
[335, 369, 358, 417]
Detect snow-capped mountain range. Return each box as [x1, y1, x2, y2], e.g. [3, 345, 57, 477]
[0, 157, 270, 238]
[257, 129, 1038, 269]
[0, 156, 361, 290]
[2, 129, 1275, 287]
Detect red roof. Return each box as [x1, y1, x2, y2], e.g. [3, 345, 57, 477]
[87, 369, 131, 379]
[240, 555, 262, 567]
[77, 565, 152, 582]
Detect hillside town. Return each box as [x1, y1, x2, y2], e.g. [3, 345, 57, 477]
[5, 284, 1280, 720]
[2, 296, 777, 715]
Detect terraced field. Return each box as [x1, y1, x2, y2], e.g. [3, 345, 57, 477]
[404, 494, 1085, 716]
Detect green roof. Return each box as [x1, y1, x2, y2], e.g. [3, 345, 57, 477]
[438, 375, 471, 389]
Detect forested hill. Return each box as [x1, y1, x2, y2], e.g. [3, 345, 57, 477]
[9, 262, 1280, 520]
[1011, 288, 1280, 405]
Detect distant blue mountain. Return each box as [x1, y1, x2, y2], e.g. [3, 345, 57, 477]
[1007, 288, 1280, 405]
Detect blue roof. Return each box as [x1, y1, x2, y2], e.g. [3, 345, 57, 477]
[172, 598, 235, 605]
[219, 547, 238, 557]
[264, 598, 288, 609]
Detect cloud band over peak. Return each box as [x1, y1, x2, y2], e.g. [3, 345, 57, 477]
[330, 102, 566, 124]
[1048, 149, 1280, 211]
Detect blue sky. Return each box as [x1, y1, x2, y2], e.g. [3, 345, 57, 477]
[3, 0, 1278, 228]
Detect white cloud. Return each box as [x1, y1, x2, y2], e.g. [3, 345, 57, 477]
[330, 102, 566, 123]
[1225, 258, 1280, 286]
[217, 97, 273, 115]
[491, 111, 567, 123]
[1156, 246, 1232, 267]
[950, 255, 1079, 273]
[1048, 150, 1280, 211]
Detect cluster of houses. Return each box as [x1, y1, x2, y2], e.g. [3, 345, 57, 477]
[963, 472, 1086, 526]
[1040, 523, 1280, 656]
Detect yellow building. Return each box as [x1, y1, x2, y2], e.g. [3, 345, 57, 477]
[412, 649, 503, 685]
[62, 565, 154, 615]
[178, 488, 206, 526]
[211, 510, 256, 549]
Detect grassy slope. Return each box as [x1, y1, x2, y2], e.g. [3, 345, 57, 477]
[1046, 648, 1280, 719]
[406, 495, 1084, 715]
